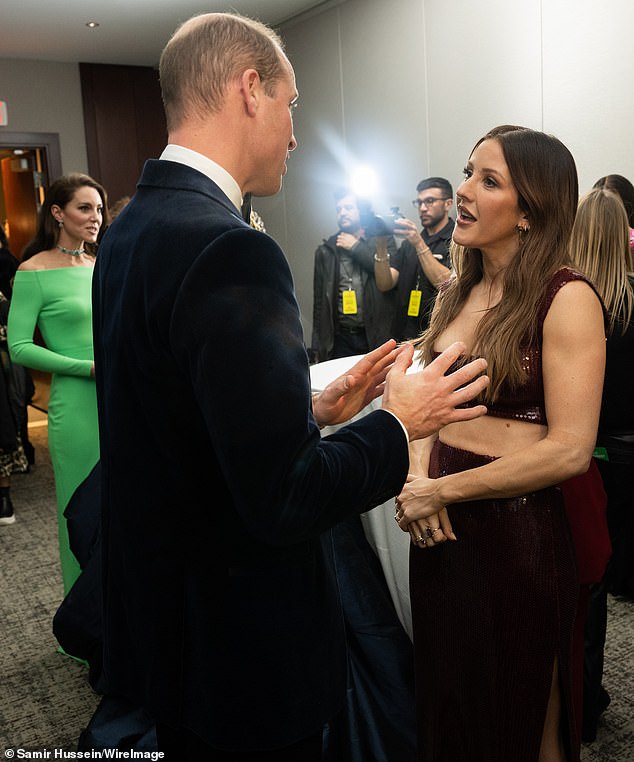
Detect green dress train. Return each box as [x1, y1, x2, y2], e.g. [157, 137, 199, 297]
[8, 267, 98, 594]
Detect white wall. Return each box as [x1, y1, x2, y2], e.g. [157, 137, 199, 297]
[541, 0, 634, 188]
[0, 59, 89, 174]
[258, 0, 431, 334]
[256, 0, 634, 339]
[426, 0, 634, 194]
[3, 1, 634, 339]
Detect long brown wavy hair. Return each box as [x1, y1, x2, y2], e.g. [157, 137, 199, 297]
[569, 188, 633, 336]
[415, 125, 579, 402]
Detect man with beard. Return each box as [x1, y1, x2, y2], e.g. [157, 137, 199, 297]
[311, 189, 398, 362]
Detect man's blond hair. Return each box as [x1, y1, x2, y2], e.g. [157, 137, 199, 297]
[159, 12, 287, 132]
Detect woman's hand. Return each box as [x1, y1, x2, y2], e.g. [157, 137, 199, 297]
[394, 473, 457, 546]
[397, 472, 444, 520]
[404, 507, 455, 548]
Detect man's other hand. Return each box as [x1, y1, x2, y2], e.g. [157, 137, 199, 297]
[382, 342, 489, 440]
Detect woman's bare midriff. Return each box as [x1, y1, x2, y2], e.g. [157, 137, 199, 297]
[439, 414, 547, 458]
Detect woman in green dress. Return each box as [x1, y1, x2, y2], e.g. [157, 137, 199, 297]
[8, 174, 108, 594]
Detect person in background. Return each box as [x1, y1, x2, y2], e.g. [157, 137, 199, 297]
[593, 174, 634, 255]
[374, 177, 454, 341]
[8, 173, 108, 594]
[0, 227, 19, 299]
[0, 226, 34, 468]
[92, 12, 489, 760]
[568, 187, 634, 741]
[396, 125, 606, 762]
[0, 288, 29, 525]
[107, 196, 131, 222]
[311, 189, 398, 362]
[97, 196, 130, 243]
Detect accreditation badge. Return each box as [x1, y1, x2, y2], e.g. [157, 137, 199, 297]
[342, 289, 358, 314]
[407, 289, 422, 317]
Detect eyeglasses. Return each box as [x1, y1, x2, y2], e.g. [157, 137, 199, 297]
[412, 197, 450, 209]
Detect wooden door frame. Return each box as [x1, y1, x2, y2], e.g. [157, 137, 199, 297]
[0, 131, 62, 181]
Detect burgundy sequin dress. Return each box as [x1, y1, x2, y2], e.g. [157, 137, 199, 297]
[410, 268, 595, 762]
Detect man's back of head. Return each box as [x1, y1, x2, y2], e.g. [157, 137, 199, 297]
[159, 12, 287, 133]
[157, 11, 298, 199]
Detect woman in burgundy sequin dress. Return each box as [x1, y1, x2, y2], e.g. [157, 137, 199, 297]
[395, 126, 606, 762]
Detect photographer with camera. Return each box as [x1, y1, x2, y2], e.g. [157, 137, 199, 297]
[375, 176, 454, 341]
[311, 188, 399, 362]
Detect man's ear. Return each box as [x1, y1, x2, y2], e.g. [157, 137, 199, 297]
[240, 69, 261, 116]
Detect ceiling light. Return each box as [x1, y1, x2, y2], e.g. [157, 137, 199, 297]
[86, 21, 100, 29]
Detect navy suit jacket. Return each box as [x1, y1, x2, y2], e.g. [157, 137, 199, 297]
[92, 159, 409, 751]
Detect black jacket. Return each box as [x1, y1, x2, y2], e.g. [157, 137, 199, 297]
[311, 234, 398, 362]
[391, 218, 454, 341]
[92, 159, 408, 751]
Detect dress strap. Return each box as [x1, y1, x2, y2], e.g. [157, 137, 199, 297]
[536, 267, 605, 329]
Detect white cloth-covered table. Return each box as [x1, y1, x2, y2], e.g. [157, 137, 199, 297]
[310, 355, 412, 638]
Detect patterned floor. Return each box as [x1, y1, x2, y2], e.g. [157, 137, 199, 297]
[0, 423, 632, 759]
[581, 592, 634, 761]
[0, 424, 99, 754]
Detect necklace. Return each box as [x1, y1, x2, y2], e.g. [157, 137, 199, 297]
[57, 244, 85, 256]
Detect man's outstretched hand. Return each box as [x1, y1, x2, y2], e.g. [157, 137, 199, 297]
[312, 339, 402, 427]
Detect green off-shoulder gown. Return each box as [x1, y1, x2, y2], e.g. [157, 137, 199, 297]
[8, 267, 98, 594]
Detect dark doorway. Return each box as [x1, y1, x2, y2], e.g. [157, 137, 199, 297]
[0, 131, 62, 260]
[0, 132, 62, 416]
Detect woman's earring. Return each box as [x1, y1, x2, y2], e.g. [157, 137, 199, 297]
[58, 219, 63, 228]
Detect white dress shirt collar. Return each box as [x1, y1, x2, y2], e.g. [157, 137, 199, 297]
[159, 144, 243, 213]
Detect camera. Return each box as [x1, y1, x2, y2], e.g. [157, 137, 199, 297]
[361, 206, 406, 237]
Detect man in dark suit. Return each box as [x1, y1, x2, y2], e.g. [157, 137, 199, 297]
[92, 12, 488, 761]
